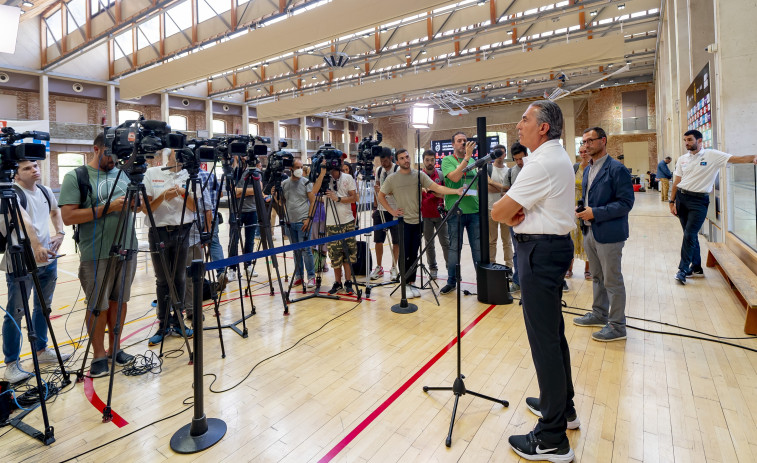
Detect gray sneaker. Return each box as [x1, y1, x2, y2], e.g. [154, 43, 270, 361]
[592, 324, 627, 342]
[573, 312, 606, 327]
[509, 282, 520, 293]
[430, 268, 438, 280]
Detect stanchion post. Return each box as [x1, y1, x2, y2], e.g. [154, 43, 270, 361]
[391, 217, 418, 314]
[170, 259, 227, 454]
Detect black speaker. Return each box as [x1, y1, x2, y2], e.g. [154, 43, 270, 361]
[0, 380, 11, 423]
[476, 263, 513, 305]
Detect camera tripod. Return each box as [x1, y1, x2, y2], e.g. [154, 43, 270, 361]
[74, 160, 193, 423]
[0, 183, 71, 445]
[419, 168, 508, 447]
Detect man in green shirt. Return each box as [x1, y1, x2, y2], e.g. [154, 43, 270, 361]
[440, 132, 480, 295]
[59, 133, 136, 378]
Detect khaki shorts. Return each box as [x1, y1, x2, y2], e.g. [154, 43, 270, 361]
[79, 257, 137, 312]
[326, 223, 358, 268]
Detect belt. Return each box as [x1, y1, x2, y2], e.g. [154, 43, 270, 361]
[157, 223, 193, 232]
[679, 188, 708, 198]
[513, 233, 570, 243]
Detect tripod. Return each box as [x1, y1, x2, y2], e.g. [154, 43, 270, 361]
[0, 183, 71, 445]
[75, 159, 193, 423]
[420, 169, 509, 447]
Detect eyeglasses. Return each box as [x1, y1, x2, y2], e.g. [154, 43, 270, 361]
[580, 137, 604, 146]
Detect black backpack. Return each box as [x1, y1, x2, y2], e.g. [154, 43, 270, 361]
[71, 165, 94, 246]
[0, 184, 53, 253]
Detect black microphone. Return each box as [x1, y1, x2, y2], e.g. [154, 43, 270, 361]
[461, 148, 504, 173]
[576, 199, 585, 213]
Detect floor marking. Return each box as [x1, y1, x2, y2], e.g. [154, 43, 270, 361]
[318, 304, 497, 462]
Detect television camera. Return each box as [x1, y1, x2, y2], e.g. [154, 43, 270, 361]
[0, 127, 49, 183]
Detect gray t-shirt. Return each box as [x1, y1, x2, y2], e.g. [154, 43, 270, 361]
[379, 169, 434, 224]
[487, 165, 508, 211]
[504, 164, 523, 188]
[281, 176, 313, 223]
[1, 184, 57, 271]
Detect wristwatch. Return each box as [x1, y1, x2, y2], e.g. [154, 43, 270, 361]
[57, 231, 66, 236]
[668, 200, 675, 204]
[337, 196, 341, 202]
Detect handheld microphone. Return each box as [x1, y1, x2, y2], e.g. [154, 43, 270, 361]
[576, 199, 585, 213]
[461, 148, 504, 173]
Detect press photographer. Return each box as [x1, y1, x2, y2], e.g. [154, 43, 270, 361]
[278, 157, 316, 288]
[309, 145, 358, 296]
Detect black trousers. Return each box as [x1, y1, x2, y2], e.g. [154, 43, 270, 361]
[402, 222, 422, 284]
[148, 224, 191, 330]
[515, 234, 575, 444]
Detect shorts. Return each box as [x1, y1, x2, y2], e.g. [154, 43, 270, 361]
[326, 223, 358, 268]
[79, 257, 138, 312]
[373, 210, 399, 244]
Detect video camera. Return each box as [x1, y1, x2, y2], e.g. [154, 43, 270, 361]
[0, 127, 49, 183]
[356, 131, 382, 179]
[105, 118, 184, 160]
[262, 146, 294, 194]
[309, 143, 344, 193]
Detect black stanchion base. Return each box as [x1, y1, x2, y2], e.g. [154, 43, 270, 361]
[170, 417, 227, 454]
[391, 300, 418, 314]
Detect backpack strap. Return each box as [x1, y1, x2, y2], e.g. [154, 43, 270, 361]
[74, 165, 93, 208]
[12, 184, 27, 210]
[38, 185, 52, 213]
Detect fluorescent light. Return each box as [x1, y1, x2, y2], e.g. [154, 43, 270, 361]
[411, 103, 435, 128]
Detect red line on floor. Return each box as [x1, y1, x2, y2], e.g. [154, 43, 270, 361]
[318, 304, 497, 463]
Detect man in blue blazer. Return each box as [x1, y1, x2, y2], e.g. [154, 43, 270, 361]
[573, 127, 635, 342]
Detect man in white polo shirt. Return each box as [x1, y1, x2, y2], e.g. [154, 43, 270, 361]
[670, 129, 757, 285]
[143, 149, 199, 345]
[492, 100, 578, 462]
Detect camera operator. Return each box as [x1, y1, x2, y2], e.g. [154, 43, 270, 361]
[142, 148, 197, 345]
[183, 168, 215, 321]
[440, 132, 480, 295]
[421, 150, 450, 280]
[2, 159, 71, 383]
[230, 157, 261, 278]
[279, 158, 316, 288]
[370, 149, 400, 281]
[59, 133, 137, 378]
[378, 149, 462, 298]
[310, 161, 358, 296]
[200, 167, 226, 285]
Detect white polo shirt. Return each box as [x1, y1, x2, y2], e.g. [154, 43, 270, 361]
[506, 139, 576, 235]
[675, 148, 732, 193]
[143, 167, 198, 227]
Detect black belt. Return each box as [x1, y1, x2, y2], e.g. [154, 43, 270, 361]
[679, 188, 708, 198]
[513, 233, 570, 243]
[157, 223, 193, 232]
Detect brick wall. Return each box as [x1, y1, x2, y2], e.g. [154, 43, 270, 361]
[0, 88, 41, 120]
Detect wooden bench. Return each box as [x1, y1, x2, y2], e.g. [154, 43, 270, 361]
[706, 242, 757, 334]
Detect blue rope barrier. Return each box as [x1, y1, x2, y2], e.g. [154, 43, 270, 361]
[205, 219, 399, 272]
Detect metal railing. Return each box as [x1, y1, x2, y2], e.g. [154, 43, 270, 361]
[49, 122, 103, 141]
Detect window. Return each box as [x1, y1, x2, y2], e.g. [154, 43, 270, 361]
[169, 115, 188, 131]
[118, 110, 141, 124]
[46, 10, 62, 46]
[728, 165, 757, 250]
[114, 31, 133, 60]
[67, 0, 86, 32]
[137, 16, 160, 50]
[212, 119, 226, 134]
[279, 125, 287, 139]
[198, 0, 231, 23]
[165, 1, 192, 37]
[58, 153, 85, 183]
[91, 0, 115, 15]
[248, 123, 258, 136]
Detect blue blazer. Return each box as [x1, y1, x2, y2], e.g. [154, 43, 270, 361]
[582, 156, 635, 243]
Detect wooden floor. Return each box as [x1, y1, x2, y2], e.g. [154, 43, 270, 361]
[3, 191, 757, 463]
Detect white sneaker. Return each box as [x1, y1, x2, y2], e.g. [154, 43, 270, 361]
[370, 266, 384, 280]
[307, 278, 317, 288]
[227, 269, 238, 280]
[390, 266, 399, 281]
[245, 265, 259, 278]
[410, 286, 421, 299]
[4, 361, 32, 383]
[37, 347, 71, 364]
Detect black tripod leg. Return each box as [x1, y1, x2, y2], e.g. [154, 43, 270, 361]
[445, 395, 461, 448]
[465, 389, 509, 407]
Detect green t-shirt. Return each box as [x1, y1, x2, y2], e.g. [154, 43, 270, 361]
[58, 166, 136, 261]
[441, 154, 479, 214]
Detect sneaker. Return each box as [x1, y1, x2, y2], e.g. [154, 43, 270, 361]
[148, 330, 166, 346]
[525, 397, 580, 430]
[430, 268, 438, 280]
[89, 358, 109, 378]
[3, 361, 32, 383]
[509, 431, 574, 463]
[562, 280, 570, 293]
[573, 312, 606, 327]
[328, 282, 343, 295]
[592, 324, 627, 342]
[390, 267, 399, 281]
[509, 282, 520, 293]
[343, 281, 355, 296]
[169, 326, 194, 338]
[37, 347, 71, 364]
[113, 350, 135, 366]
[292, 278, 304, 287]
[410, 286, 421, 299]
[246, 265, 259, 278]
[688, 266, 704, 278]
[227, 269, 238, 281]
[440, 284, 455, 295]
[216, 272, 228, 293]
[307, 278, 317, 289]
[370, 266, 384, 280]
[675, 270, 687, 285]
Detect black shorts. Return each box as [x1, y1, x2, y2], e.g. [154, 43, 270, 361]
[373, 210, 399, 244]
